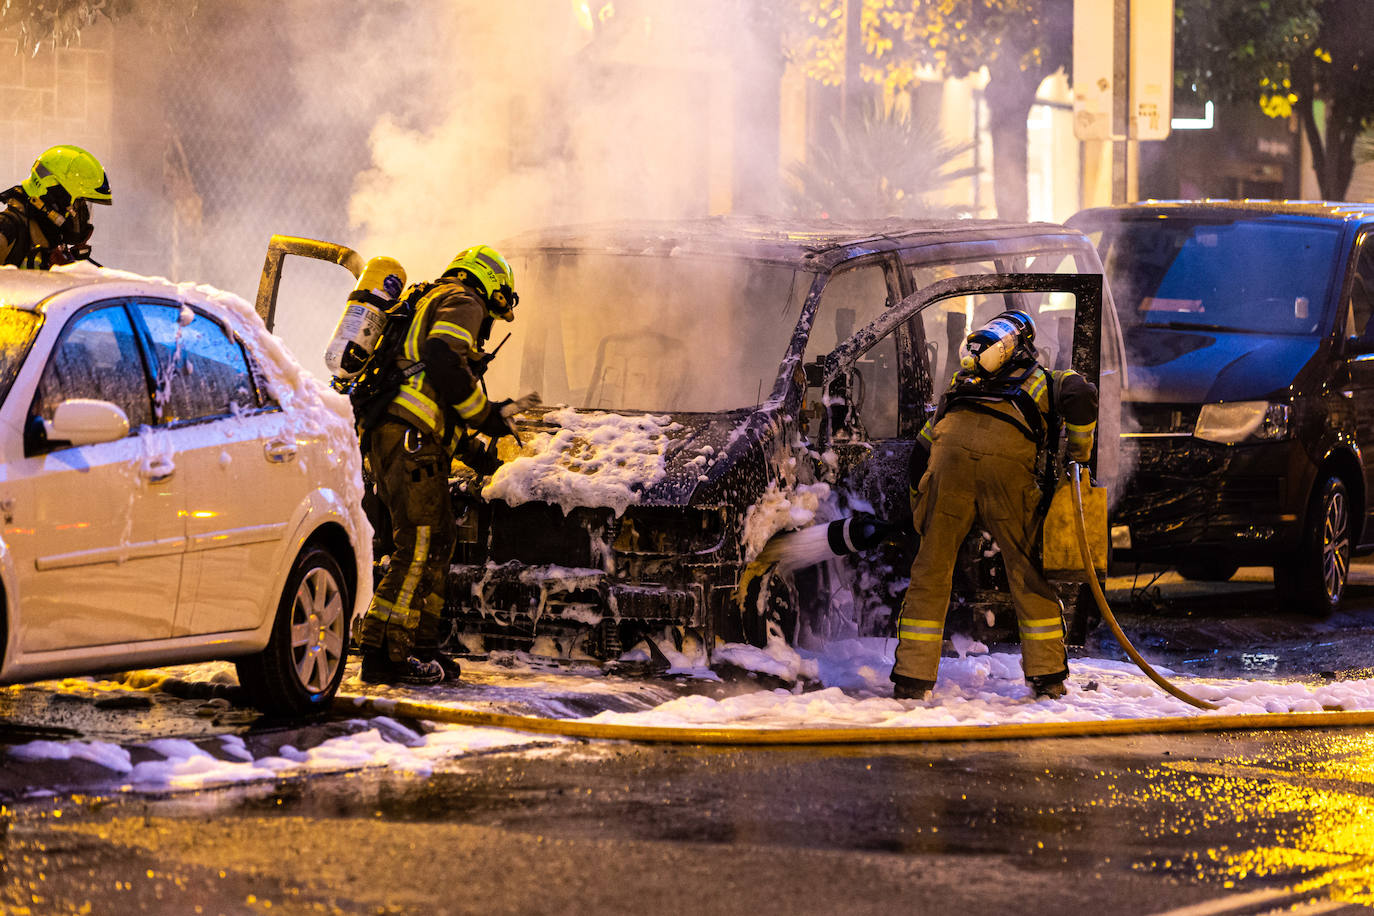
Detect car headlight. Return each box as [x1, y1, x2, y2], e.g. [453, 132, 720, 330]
[1193, 401, 1292, 444]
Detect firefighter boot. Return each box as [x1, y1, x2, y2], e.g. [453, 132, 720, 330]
[414, 649, 462, 682]
[414, 595, 462, 682]
[1028, 671, 1068, 699]
[359, 645, 444, 686]
[891, 673, 935, 701]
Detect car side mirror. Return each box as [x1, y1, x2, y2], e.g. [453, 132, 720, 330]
[46, 398, 130, 447]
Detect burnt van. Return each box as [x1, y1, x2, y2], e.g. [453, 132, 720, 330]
[260, 219, 1125, 663]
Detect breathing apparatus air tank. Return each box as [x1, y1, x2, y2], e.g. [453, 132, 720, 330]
[324, 256, 407, 380]
[960, 310, 1034, 378]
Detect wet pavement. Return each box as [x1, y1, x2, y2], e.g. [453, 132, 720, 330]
[3, 562, 1374, 913]
[3, 728, 1373, 914]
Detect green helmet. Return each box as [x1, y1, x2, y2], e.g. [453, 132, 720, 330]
[21, 145, 112, 212]
[444, 244, 518, 321]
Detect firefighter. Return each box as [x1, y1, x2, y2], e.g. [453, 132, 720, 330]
[891, 309, 1098, 702]
[0, 145, 111, 268]
[356, 245, 524, 686]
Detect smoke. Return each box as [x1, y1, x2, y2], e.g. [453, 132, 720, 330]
[79, 0, 790, 379]
[348, 0, 785, 278]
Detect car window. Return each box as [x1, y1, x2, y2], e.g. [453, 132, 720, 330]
[921, 290, 1080, 411]
[908, 258, 998, 289]
[806, 264, 892, 359]
[31, 304, 152, 432]
[1095, 217, 1340, 336]
[0, 307, 42, 408]
[849, 327, 900, 440]
[505, 253, 808, 411]
[137, 302, 256, 424]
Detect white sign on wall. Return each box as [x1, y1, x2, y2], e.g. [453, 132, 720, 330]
[1073, 0, 1174, 141]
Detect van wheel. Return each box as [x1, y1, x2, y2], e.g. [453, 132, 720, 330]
[1176, 560, 1240, 582]
[1274, 476, 1350, 617]
[236, 546, 351, 717]
[741, 570, 799, 648]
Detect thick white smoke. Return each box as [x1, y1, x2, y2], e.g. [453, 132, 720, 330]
[348, 0, 783, 278]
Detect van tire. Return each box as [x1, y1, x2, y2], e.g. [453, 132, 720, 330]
[740, 570, 799, 648]
[236, 546, 351, 717]
[1274, 476, 1350, 617]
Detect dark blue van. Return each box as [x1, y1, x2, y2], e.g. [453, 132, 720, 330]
[1068, 201, 1374, 614]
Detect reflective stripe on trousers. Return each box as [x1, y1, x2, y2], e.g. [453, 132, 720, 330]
[893, 410, 1067, 682]
[357, 421, 456, 662]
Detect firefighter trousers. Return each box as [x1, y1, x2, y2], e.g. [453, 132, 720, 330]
[356, 420, 456, 663]
[893, 410, 1067, 682]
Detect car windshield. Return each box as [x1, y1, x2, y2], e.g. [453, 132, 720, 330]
[0, 307, 41, 405]
[1093, 216, 1342, 336]
[497, 252, 810, 412]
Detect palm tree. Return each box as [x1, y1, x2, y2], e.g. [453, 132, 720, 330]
[787, 98, 980, 220]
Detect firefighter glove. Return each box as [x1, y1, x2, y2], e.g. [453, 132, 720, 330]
[459, 437, 502, 476]
[478, 401, 518, 440]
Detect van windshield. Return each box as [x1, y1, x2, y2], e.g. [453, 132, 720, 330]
[496, 252, 810, 412]
[1092, 217, 1341, 336]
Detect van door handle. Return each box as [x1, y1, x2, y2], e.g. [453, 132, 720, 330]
[264, 439, 297, 463]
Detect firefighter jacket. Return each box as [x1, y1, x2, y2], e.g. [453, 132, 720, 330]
[911, 363, 1098, 488]
[0, 189, 91, 269]
[384, 277, 494, 451]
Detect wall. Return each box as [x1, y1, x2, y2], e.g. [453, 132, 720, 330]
[0, 23, 112, 202]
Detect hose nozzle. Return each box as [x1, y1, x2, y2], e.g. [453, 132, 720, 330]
[825, 514, 900, 556]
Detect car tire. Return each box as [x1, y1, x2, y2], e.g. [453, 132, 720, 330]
[740, 570, 799, 649]
[1274, 475, 1350, 617]
[1176, 560, 1240, 582]
[236, 545, 351, 717]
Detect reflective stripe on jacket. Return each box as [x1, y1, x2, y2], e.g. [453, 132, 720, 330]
[385, 278, 491, 447]
[918, 365, 1098, 460]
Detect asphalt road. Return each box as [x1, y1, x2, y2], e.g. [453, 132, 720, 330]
[3, 727, 1372, 914]
[3, 562, 1374, 915]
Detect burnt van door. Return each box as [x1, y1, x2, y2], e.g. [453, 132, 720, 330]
[255, 235, 364, 332]
[826, 272, 1105, 473]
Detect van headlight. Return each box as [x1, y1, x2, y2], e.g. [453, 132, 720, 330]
[1194, 401, 1292, 444]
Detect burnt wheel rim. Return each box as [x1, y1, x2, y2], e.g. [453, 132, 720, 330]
[291, 566, 346, 694]
[1322, 487, 1350, 602]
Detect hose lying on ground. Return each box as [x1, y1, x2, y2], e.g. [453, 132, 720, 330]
[1068, 461, 1218, 711]
[333, 694, 1374, 745]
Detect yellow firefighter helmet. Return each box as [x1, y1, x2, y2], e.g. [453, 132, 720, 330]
[444, 244, 518, 321]
[22, 145, 112, 212]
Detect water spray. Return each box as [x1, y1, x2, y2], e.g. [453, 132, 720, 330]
[749, 514, 903, 575]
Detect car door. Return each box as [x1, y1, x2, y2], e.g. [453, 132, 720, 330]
[7, 301, 186, 652]
[820, 272, 1106, 493]
[1333, 228, 1374, 544]
[132, 300, 307, 635]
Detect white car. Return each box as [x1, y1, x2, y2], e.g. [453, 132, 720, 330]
[0, 263, 369, 717]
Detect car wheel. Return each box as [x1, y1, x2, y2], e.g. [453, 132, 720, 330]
[1176, 560, 1240, 582]
[740, 569, 799, 649]
[236, 545, 351, 717]
[1274, 476, 1350, 617]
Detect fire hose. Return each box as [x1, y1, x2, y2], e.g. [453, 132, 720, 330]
[1067, 461, 1218, 711]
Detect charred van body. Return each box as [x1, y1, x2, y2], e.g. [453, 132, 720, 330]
[433, 218, 1123, 660]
